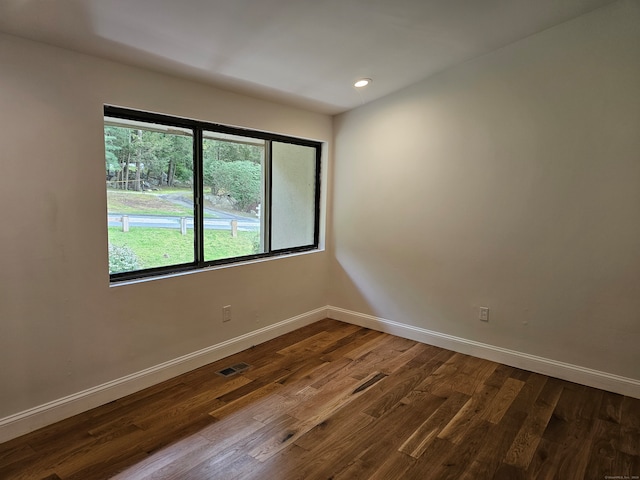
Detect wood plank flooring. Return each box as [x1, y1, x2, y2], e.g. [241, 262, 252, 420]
[1, 319, 638, 479]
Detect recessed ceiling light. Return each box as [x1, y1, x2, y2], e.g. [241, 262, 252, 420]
[354, 78, 372, 88]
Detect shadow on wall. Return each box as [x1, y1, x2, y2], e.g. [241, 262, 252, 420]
[328, 248, 447, 329]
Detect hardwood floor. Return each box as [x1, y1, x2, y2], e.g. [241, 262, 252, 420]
[1, 319, 638, 479]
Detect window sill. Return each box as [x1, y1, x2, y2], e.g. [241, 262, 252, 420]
[109, 247, 325, 287]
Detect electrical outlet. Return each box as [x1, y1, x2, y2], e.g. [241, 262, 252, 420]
[479, 307, 489, 322]
[222, 305, 232, 322]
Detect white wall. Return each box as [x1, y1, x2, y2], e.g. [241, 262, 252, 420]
[2, 0, 639, 438]
[330, 0, 640, 380]
[0, 33, 331, 420]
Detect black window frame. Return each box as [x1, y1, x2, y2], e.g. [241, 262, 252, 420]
[105, 105, 322, 282]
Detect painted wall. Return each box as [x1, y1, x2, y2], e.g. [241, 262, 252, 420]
[330, 0, 640, 380]
[2, 0, 639, 431]
[0, 33, 331, 419]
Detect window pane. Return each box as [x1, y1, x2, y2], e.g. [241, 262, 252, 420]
[271, 142, 317, 250]
[105, 106, 321, 281]
[105, 117, 195, 274]
[202, 132, 265, 262]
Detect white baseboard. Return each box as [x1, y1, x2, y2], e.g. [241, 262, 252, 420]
[3, 305, 638, 444]
[0, 307, 328, 443]
[327, 306, 640, 399]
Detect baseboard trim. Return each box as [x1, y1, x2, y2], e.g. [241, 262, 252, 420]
[4, 305, 638, 444]
[327, 306, 640, 399]
[0, 307, 328, 443]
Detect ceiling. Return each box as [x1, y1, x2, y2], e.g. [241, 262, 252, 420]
[0, 0, 617, 114]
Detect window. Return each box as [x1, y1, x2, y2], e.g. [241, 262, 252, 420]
[104, 106, 321, 281]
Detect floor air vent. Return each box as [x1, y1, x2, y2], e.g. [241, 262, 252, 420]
[216, 362, 251, 377]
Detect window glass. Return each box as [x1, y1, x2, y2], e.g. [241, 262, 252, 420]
[271, 142, 317, 250]
[202, 132, 266, 262]
[105, 118, 194, 274]
[104, 107, 321, 281]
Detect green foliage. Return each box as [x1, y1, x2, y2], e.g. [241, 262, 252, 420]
[203, 139, 262, 164]
[104, 123, 263, 208]
[151, 133, 193, 184]
[202, 138, 263, 211]
[249, 232, 261, 254]
[108, 243, 140, 274]
[203, 160, 261, 212]
[104, 128, 122, 173]
[104, 125, 194, 188]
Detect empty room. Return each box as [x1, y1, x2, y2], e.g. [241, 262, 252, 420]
[0, 0, 639, 478]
